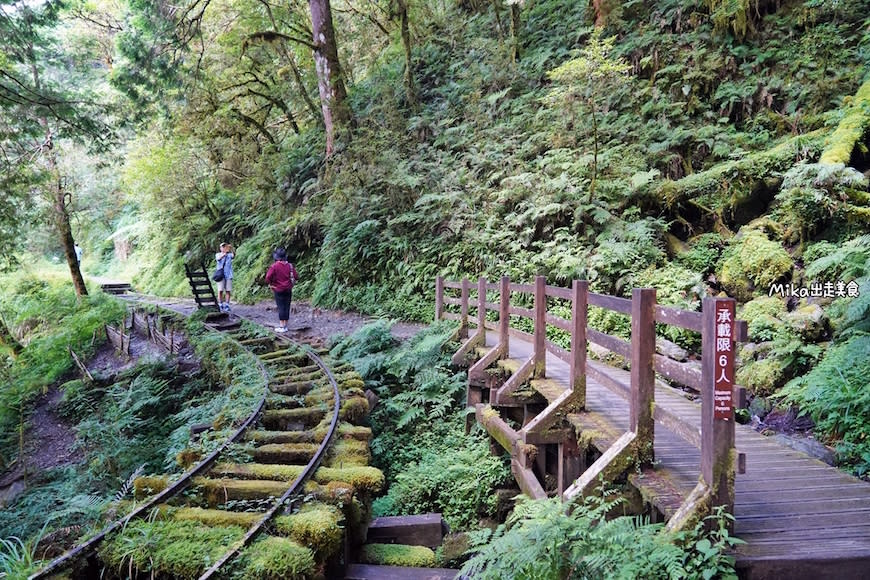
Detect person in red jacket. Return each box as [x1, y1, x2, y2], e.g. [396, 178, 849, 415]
[264, 247, 298, 333]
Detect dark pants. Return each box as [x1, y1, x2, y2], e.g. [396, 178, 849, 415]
[274, 289, 292, 321]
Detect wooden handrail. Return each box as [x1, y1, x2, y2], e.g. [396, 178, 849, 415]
[437, 275, 745, 521]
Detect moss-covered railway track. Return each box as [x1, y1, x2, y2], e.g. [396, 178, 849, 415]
[30, 306, 380, 579]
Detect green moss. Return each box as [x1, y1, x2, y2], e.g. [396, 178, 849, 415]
[339, 396, 370, 423]
[208, 463, 382, 493]
[251, 443, 319, 463]
[326, 439, 371, 467]
[361, 544, 437, 567]
[340, 377, 366, 390]
[739, 296, 787, 342]
[133, 475, 169, 499]
[736, 356, 788, 396]
[99, 520, 244, 579]
[274, 504, 343, 559]
[262, 408, 327, 429]
[820, 78, 870, 164]
[171, 506, 260, 528]
[236, 535, 315, 580]
[337, 423, 372, 440]
[193, 477, 291, 505]
[718, 229, 793, 301]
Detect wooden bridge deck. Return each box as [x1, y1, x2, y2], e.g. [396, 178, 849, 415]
[482, 330, 870, 579]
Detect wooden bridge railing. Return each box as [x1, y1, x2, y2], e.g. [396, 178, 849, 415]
[436, 275, 748, 526]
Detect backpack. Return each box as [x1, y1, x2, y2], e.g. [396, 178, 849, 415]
[212, 257, 226, 282]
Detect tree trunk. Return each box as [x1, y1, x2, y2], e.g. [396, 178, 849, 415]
[30, 49, 87, 297]
[54, 178, 88, 297]
[309, 0, 349, 156]
[510, 3, 521, 61]
[397, 0, 418, 109]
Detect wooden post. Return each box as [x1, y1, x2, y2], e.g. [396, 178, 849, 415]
[477, 277, 486, 333]
[533, 275, 546, 378]
[459, 278, 470, 339]
[701, 297, 736, 521]
[570, 280, 588, 405]
[630, 288, 656, 465]
[499, 276, 510, 351]
[435, 276, 444, 322]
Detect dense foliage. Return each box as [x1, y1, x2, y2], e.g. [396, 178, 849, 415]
[331, 320, 511, 530]
[461, 494, 742, 579]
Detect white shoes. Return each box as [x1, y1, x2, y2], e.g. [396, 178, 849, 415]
[274, 326, 287, 333]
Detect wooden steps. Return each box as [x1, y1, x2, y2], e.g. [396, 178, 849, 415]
[366, 514, 447, 549]
[529, 379, 565, 403]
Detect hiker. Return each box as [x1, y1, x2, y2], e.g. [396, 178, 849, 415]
[74, 243, 82, 263]
[215, 243, 234, 312]
[265, 247, 298, 333]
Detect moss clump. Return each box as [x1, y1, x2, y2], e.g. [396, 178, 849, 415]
[246, 429, 314, 444]
[274, 505, 343, 559]
[171, 506, 260, 528]
[339, 396, 370, 423]
[210, 462, 305, 481]
[99, 520, 244, 579]
[337, 423, 372, 440]
[326, 439, 371, 467]
[315, 466, 384, 493]
[360, 544, 437, 567]
[176, 448, 202, 468]
[262, 407, 326, 429]
[718, 229, 793, 301]
[340, 377, 365, 391]
[820, 78, 870, 164]
[740, 296, 787, 342]
[252, 443, 319, 463]
[736, 356, 788, 396]
[193, 477, 290, 505]
[133, 475, 169, 499]
[236, 535, 315, 580]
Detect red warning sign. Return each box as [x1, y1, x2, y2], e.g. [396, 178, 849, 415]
[713, 301, 735, 420]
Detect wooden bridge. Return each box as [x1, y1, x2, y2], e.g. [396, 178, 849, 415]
[436, 276, 870, 579]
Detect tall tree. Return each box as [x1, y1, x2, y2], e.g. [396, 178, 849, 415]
[0, 0, 111, 295]
[309, 0, 349, 156]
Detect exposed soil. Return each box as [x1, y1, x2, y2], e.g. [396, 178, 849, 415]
[146, 296, 427, 346]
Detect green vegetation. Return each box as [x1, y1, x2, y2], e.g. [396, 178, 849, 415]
[361, 543, 438, 567]
[461, 494, 742, 579]
[332, 321, 511, 530]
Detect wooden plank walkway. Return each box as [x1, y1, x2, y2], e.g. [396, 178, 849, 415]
[481, 330, 870, 579]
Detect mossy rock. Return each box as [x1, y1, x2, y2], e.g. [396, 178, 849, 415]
[718, 229, 793, 301]
[133, 475, 170, 499]
[274, 504, 343, 559]
[339, 396, 370, 424]
[736, 357, 789, 396]
[785, 303, 829, 341]
[99, 520, 244, 579]
[236, 535, 315, 580]
[360, 544, 437, 567]
[246, 429, 315, 444]
[740, 296, 788, 342]
[340, 377, 365, 391]
[176, 448, 202, 469]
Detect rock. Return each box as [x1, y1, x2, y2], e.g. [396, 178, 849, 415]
[774, 434, 837, 466]
[748, 395, 772, 419]
[785, 303, 829, 341]
[655, 337, 688, 361]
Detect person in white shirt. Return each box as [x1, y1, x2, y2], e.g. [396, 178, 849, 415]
[215, 243, 234, 312]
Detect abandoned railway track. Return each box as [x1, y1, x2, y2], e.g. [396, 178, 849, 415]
[30, 306, 380, 579]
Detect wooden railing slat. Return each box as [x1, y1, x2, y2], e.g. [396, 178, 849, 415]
[545, 285, 572, 300]
[654, 304, 702, 332]
[509, 282, 535, 294]
[508, 305, 535, 319]
[586, 328, 631, 358]
[545, 313, 571, 332]
[588, 292, 632, 314]
[654, 354, 702, 391]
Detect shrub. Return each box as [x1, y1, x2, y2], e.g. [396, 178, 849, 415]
[778, 335, 870, 476]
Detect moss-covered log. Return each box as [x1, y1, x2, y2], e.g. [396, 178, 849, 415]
[820, 78, 870, 165]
